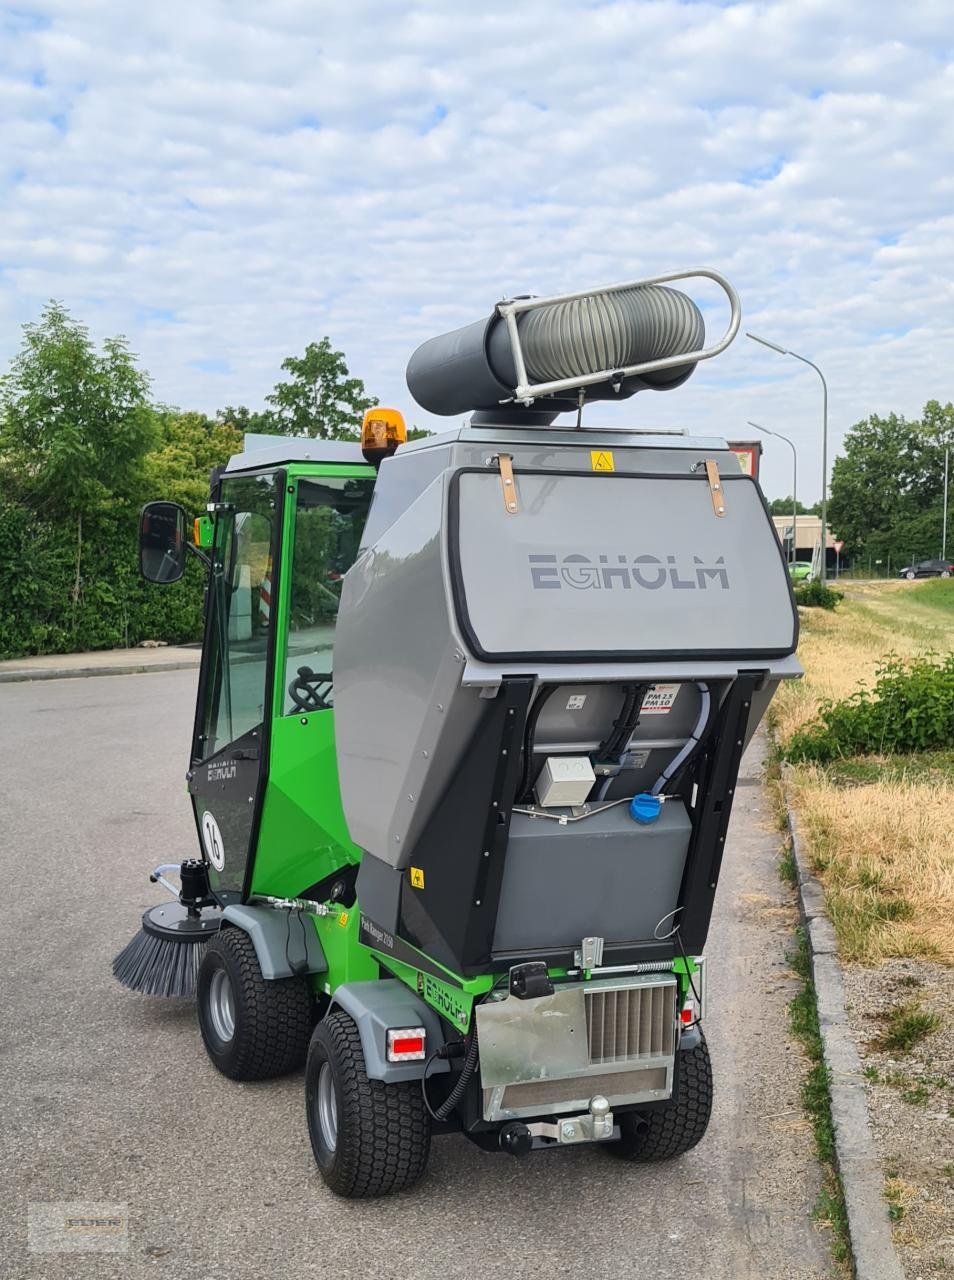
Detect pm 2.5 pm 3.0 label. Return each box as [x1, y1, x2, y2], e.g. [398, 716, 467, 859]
[641, 684, 680, 714]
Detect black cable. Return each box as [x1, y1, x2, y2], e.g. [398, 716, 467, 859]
[517, 685, 558, 802]
[428, 1028, 479, 1123]
[420, 1050, 445, 1122]
[675, 927, 704, 1030]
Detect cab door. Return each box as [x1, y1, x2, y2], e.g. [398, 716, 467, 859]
[188, 470, 282, 903]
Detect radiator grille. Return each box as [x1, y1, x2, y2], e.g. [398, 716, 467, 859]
[585, 981, 676, 1064]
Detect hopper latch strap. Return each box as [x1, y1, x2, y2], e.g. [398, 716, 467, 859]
[704, 459, 726, 517]
[495, 453, 518, 515]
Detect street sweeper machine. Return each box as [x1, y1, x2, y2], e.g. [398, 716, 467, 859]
[116, 268, 801, 1197]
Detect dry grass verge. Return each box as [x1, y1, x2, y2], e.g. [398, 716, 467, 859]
[773, 579, 954, 967]
[786, 769, 954, 964]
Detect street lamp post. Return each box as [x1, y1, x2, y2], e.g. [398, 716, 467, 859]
[747, 420, 797, 566]
[747, 333, 829, 582]
[943, 446, 950, 561]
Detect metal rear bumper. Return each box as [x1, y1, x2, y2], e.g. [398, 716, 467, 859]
[475, 972, 678, 1122]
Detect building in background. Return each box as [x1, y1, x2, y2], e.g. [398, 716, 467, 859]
[772, 515, 838, 572]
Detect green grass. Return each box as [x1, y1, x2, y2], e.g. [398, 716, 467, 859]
[911, 579, 954, 614]
[875, 1001, 942, 1053]
[786, 928, 851, 1267]
[900, 1083, 930, 1106]
[824, 750, 954, 788]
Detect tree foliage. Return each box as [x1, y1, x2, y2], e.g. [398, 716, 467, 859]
[0, 301, 156, 515]
[828, 401, 953, 561]
[766, 496, 818, 516]
[265, 337, 376, 439]
[0, 305, 381, 658]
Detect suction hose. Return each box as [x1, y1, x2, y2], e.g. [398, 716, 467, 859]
[406, 284, 704, 419]
[650, 683, 712, 795]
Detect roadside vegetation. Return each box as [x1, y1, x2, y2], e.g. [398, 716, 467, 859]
[773, 579, 954, 965]
[0, 303, 388, 660]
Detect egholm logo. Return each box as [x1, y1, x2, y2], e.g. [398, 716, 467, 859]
[529, 553, 730, 591]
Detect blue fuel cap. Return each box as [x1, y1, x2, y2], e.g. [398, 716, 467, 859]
[630, 793, 661, 824]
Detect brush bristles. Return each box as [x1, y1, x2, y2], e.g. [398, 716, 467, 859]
[112, 929, 209, 998]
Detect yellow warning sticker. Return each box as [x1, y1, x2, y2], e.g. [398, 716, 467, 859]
[590, 450, 615, 472]
[337, 911, 349, 927]
[410, 867, 425, 889]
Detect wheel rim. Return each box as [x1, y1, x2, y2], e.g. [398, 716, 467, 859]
[208, 968, 235, 1042]
[317, 1062, 338, 1151]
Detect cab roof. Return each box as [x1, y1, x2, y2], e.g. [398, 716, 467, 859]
[225, 433, 367, 473]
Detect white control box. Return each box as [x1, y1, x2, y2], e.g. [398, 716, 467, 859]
[534, 755, 596, 808]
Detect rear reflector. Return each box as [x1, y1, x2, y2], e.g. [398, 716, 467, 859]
[387, 1027, 426, 1062]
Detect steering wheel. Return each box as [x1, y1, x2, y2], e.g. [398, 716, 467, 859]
[288, 666, 333, 712]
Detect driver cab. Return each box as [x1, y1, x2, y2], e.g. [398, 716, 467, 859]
[183, 441, 379, 904]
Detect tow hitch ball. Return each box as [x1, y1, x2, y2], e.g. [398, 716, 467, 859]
[499, 1096, 615, 1156]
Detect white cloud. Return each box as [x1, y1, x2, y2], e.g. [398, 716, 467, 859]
[1, 0, 953, 501]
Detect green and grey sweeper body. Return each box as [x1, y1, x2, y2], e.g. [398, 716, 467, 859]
[114, 267, 801, 1197]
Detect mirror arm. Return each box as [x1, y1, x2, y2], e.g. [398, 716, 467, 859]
[185, 541, 212, 571]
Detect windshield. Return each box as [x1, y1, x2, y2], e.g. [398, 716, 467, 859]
[283, 475, 376, 714]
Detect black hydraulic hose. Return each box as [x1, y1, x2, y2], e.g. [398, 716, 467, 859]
[432, 1026, 479, 1122]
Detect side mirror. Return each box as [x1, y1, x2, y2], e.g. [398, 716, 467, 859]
[140, 501, 188, 584]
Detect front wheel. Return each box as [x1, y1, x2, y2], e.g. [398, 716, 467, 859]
[906, 570, 916, 580]
[306, 1010, 430, 1198]
[613, 1033, 713, 1161]
[197, 927, 313, 1080]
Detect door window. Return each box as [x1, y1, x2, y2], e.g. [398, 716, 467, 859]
[283, 476, 376, 715]
[197, 474, 277, 762]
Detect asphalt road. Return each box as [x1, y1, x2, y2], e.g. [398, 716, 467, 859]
[1, 670, 831, 1279]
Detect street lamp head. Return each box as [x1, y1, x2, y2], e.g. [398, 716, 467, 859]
[747, 419, 774, 437]
[746, 332, 789, 356]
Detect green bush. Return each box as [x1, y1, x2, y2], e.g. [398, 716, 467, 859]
[0, 499, 204, 658]
[793, 579, 843, 610]
[785, 653, 954, 762]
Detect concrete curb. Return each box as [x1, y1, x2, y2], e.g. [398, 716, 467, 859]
[0, 660, 200, 684]
[780, 765, 905, 1280]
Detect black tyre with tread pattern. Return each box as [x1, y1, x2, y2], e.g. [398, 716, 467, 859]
[613, 1032, 713, 1161]
[197, 926, 313, 1081]
[306, 1009, 431, 1198]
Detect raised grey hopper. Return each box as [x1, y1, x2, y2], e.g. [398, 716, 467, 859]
[334, 420, 800, 976]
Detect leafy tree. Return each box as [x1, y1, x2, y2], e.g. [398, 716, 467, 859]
[265, 337, 377, 440]
[146, 410, 243, 514]
[216, 404, 279, 436]
[0, 301, 155, 603]
[828, 406, 949, 559]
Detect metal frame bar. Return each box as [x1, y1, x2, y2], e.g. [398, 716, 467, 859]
[495, 267, 741, 404]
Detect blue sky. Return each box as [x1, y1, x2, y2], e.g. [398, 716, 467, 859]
[1, 0, 952, 500]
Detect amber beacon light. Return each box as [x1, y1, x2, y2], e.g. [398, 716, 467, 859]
[361, 407, 407, 466]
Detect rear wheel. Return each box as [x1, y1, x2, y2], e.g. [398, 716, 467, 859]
[197, 927, 313, 1080]
[613, 1033, 713, 1161]
[942, 570, 951, 579]
[306, 1010, 431, 1198]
